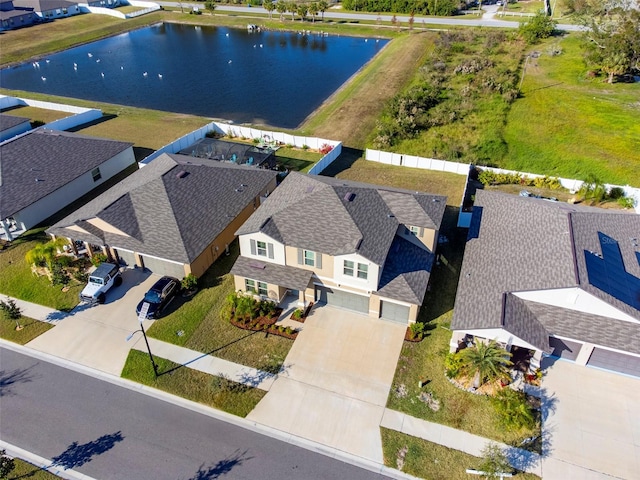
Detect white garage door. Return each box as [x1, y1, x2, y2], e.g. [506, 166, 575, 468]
[587, 348, 640, 378]
[114, 248, 136, 268]
[315, 286, 369, 314]
[548, 337, 582, 361]
[380, 301, 410, 324]
[140, 255, 185, 279]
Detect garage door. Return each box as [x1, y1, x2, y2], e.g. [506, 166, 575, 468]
[114, 248, 136, 268]
[380, 300, 410, 324]
[548, 337, 582, 361]
[140, 255, 185, 278]
[315, 286, 369, 314]
[587, 348, 640, 378]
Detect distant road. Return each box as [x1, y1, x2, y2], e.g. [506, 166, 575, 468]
[158, 3, 583, 31]
[0, 347, 390, 480]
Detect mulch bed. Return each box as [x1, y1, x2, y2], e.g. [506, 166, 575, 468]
[404, 328, 424, 342]
[229, 308, 299, 340]
[289, 302, 314, 323]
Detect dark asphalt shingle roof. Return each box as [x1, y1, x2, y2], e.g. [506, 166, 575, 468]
[0, 128, 133, 218]
[453, 189, 640, 353]
[237, 171, 447, 265]
[12, 0, 77, 10]
[47, 153, 277, 265]
[231, 256, 313, 292]
[0, 113, 30, 132]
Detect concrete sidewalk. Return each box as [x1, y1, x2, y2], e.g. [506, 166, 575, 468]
[3, 296, 62, 323]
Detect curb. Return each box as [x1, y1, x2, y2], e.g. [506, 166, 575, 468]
[0, 339, 422, 480]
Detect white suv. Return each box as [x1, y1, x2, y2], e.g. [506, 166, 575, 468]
[79, 263, 123, 304]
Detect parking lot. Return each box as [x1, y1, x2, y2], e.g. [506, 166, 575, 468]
[25, 268, 159, 376]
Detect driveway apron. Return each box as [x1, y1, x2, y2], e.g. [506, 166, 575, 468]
[25, 268, 157, 376]
[540, 358, 640, 479]
[246, 305, 406, 463]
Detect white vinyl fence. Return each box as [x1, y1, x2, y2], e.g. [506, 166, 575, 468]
[141, 121, 342, 174]
[0, 95, 102, 132]
[365, 149, 640, 222]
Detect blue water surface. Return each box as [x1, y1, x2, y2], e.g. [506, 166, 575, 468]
[0, 23, 388, 128]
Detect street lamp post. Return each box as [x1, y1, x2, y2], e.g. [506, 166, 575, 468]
[127, 303, 159, 378]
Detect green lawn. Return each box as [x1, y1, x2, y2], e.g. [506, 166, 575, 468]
[503, 35, 640, 186]
[0, 105, 69, 125]
[121, 350, 265, 417]
[275, 147, 322, 172]
[381, 428, 540, 479]
[5, 458, 61, 480]
[0, 316, 53, 344]
[0, 233, 81, 311]
[146, 241, 294, 371]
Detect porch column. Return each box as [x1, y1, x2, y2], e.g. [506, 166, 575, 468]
[1, 219, 13, 242]
[449, 331, 466, 353]
[68, 237, 78, 255]
[529, 349, 543, 372]
[84, 242, 94, 258]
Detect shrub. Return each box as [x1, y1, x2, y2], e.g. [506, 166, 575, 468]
[252, 137, 261, 144]
[291, 308, 303, 320]
[181, 273, 198, 291]
[409, 321, 425, 340]
[90, 253, 108, 267]
[519, 12, 556, 44]
[319, 143, 333, 155]
[444, 352, 464, 378]
[491, 387, 536, 431]
[51, 262, 70, 286]
[73, 270, 89, 283]
[302, 144, 309, 150]
[608, 186, 624, 199]
[618, 196, 636, 209]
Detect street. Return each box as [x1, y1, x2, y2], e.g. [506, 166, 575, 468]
[0, 346, 390, 480]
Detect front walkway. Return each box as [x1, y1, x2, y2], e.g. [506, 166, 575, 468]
[247, 305, 407, 463]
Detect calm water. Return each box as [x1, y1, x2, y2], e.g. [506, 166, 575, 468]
[0, 24, 387, 128]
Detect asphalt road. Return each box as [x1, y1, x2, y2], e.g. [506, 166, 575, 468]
[0, 347, 390, 480]
[160, 3, 582, 31]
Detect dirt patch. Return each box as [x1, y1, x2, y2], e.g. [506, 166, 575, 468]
[302, 32, 433, 148]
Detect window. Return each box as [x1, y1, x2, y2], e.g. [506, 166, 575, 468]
[91, 167, 102, 182]
[343, 260, 354, 276]
[245, 279, 267, 296]
[357, 263, 368, 280]
[256, 241, 267, 257]
[304, 250, 315, 266]
[409, 226, 420, 236]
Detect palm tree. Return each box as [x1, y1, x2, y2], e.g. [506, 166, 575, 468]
[287, 1, 297, 21]
[318, 0, 328, 21]
[297, 3, 308, 21]
[263, 0, 275, 19]
[276, 0, 287, 21]
[458, 340, 512, 388]
[309, 2, 318, 22]
[25, 237, 69, 270]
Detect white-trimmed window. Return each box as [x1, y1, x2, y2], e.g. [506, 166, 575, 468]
[245, 279, 268, 296]
[91, 167, 102, 182]
[304, 250, 315, 266]
[409, 226, 420, 236]
[343, 260, 354, 276]
[249, 239, 274, 259]
[257, 241, 267, 257]
[357, 263, 368, 280]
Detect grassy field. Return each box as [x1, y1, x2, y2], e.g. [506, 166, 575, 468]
[381, 428, 540, 479]
[275, 147, 322, 172]
[1, 105, 69, 124]
[121, 350, 265, 417]
[503, 35, 640, 186]
[0, 316, 53, 344]
[0, 233, 82, 311]
[5, 458, 61, 480]
[146, 241, 294, 371]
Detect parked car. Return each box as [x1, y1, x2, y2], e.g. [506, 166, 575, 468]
[79, 263, 122, 304]
[136, 276, 180, 319]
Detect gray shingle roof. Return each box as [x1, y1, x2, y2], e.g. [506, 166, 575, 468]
[453, 189, 640, 353]
[237, 171, 447, 265]
[0, 113, 30, 132]
[377, 235, 434, 304]
[0, 128, 133, 218]
[12, 0, 77, 11]
[47, 154, 277, 265]
[231, 256, 313, 292]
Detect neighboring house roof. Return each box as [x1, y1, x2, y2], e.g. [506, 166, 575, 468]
[453, 189, 640, 352]
[231, 256, 313, 292]
[0, 8, 35, 20]
[12, 0, 76, 10]
[237, 172, 447, 265]
[0, 113, 30, 131]
[0, 128, 133, 219]
[47, 153, 278, 265]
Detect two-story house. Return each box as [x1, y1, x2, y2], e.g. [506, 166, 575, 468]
[231, 172, 447, 324]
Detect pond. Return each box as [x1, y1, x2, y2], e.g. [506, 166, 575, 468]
[0, 23, 388, 129]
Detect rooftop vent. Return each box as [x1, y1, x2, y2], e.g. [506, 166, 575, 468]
[249, 261, 266, 270]
[387, 214, 395, 218]
[35, 178, 43, 182]
[235, 188, 243, 193]
[176, 170, 188, 179]
[343, 192, 355, 202]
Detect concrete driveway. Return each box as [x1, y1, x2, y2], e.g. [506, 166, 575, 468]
[541, 358, 640, 479]
[247, 305, 406, 463]
[26, 268, 158, 376]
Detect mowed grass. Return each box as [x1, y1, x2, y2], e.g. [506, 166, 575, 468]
[381, 428, 540, 479]
[0, 105, 69, 124]
[275, 147, 322, 172]
[503, 34, 640, 186]
[146, 241, 294, 371]
[5, 458, 62, 480]
[0, 233, 81, 311]
[121, 350, 265, 417]
[0, 316, 53, 344]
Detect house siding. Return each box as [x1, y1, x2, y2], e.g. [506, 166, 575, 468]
[12, 147, 135, 231]
[285, 245, 335, 278]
